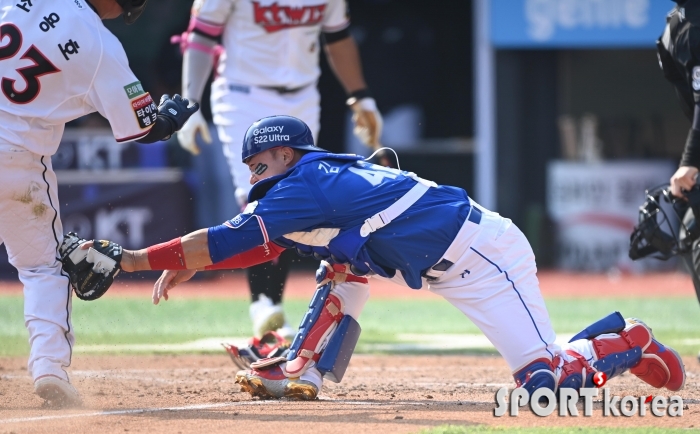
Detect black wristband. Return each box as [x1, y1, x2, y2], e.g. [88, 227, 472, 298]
[323, 27, 350, 44]
[136, 115, 175, 144]
[681, 128, 700, 168]
[346, 89, 372, 106]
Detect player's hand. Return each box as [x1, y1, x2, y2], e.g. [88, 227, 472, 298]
[177, 107, 211, 155]
[152, 269, 197, 305]
[158, 94, 200, 138]
[670, 166, 699, 197]
[350, 97, 383, 149]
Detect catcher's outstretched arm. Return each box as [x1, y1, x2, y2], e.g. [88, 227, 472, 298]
[122, 226, 282, 273]
[122, 228, 212, 272]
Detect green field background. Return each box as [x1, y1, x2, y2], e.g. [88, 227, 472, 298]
[1, 295, 698, 357]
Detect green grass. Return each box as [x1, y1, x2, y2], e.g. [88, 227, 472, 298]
[417, 427, 699, 434]
[1, 295, 699, 357]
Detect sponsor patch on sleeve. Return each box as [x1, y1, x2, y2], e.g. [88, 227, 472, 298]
[124, 81, 145, 99]
[224, 213, 255, 229]
[131, 93, 158, 129]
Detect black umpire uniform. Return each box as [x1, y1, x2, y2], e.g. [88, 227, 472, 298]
[657, 1, 700, 310]
[658, 0, 700, 168]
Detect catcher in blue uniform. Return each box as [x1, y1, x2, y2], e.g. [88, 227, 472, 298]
[62, 116, 685, 401]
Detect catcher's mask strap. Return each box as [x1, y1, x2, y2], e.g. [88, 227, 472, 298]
[365, 147, 400, 171]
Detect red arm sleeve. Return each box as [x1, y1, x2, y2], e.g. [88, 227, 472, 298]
[204, 242, 286, 270]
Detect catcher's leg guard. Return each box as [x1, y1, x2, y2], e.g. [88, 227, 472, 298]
[626, 319, 686, 391]
[235, 262, 369, 399]
[514, 359, 557, 394]
[317, 314, 362, 382]
[285, 262, 368, 381]
[568, 315, 685, 391]
[516, 312, 653, 393]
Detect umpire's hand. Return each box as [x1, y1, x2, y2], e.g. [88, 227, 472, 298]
[670, 165, 699, 197]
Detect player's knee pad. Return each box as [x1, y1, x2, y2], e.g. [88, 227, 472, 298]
[513, 359, 557, 394]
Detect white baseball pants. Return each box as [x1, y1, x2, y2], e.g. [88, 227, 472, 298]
[0, 144, 74, 382]
[426, 207, 560, 373]
[211, 80, 320, 204]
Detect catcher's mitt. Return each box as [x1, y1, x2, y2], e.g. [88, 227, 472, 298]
[59, 232, 123, 301]
[223, 331, 290, 370]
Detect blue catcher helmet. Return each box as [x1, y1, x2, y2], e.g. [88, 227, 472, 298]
[242, 115, 326, 162]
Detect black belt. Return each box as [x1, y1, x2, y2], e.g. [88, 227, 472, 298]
[422, 206, 482, 280]
[468, 206, 482, 225]
[258, 83, 311, 95]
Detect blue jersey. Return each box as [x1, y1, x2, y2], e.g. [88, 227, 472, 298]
[208, 152, 474, 289]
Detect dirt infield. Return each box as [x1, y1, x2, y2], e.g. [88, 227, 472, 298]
[0, 354, 698, 433]
[0, 271, 697, 299]
[1, 272, 698, 432]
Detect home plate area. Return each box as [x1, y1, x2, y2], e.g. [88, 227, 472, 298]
[1, 354, 698, 433]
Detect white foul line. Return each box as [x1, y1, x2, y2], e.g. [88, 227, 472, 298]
[0, 399, 491, 424]
[0, 402, 249, 424]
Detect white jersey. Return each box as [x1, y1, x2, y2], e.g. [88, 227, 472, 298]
[0, 0, 158, 155]
[193, 0, 349, 89]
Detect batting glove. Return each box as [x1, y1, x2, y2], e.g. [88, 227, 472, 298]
[350, 97, 383, 150]
[177, 107, 211, 155]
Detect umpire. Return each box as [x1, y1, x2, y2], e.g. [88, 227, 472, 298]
[659, 0, 700, 195]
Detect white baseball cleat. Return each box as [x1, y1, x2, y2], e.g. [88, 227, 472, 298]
[250, 294, 286, 338]
[34, 375, 82, 408]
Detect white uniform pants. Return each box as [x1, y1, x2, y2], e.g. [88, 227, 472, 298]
[0, 145, 73, 382]
[427, 208, 560, 373]
[211, 80, 320, 204]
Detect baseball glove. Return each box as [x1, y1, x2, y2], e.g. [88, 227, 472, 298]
[59, 232, 123, 301]
[222, 331, 291, 370]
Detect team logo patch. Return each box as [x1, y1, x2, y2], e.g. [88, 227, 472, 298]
[253, 1, 326, 33]
[693, 67, 700, 91]
[131, 93, 158, 129]
[124, 81, 145, 99]
[225, 213, 255, 229]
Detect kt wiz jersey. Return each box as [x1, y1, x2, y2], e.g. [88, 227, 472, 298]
[192, 0, 349, 89]
[210, 153, 474, 289]
[0, 0, 158, 155]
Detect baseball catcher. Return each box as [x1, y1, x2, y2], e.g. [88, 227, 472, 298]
[78, 115, 685, 402]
